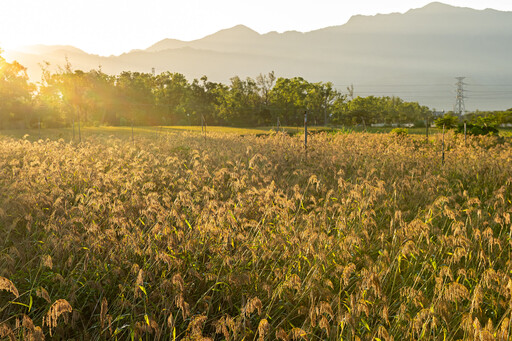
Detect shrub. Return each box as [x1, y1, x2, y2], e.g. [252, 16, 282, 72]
[456, 123, 499, 136]
[391, 127, 408, 137]
[413, 119, 426, 128]
[434, 114, 459, 129]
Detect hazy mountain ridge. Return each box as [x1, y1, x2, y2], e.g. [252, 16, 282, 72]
[4, 2, 512, 110]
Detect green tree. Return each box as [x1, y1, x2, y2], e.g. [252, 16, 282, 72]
[269, 77, 310, 126]
[255, 71, 276, 125]
[82, 69, 117, 125]
[154, 72, 190, 125]
[188, 76, 225, 125]
[0, 49, 34, 129]
[34, 61, 68, 128]
[217, 76, 261, 126]
[343, 96, 382, 126]
[304, 82, 343, 126]
[116, 71, 157, 125]
[435, 114, 459, 129]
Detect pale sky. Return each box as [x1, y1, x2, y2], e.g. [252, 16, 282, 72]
[1, 0, 511, 56]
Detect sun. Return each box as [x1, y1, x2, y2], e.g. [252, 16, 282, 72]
[0, 39, 24, 56]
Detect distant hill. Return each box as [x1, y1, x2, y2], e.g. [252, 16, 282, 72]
[14, 45, 89, 56]
[4, 2, 512, 111]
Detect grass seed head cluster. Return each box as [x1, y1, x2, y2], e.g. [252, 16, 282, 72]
[0, 131, 511, 340]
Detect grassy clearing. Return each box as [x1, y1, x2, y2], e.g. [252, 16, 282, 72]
[0, 125, 447, 142]
[0, 126, 270, 141]
[1, 125, 511, 143]
[349, 126, 444, 134]
[161, 126, 270, 135]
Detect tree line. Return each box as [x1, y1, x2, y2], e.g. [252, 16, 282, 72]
[2, 50, 510, 129]
[434, 109, 512, 136]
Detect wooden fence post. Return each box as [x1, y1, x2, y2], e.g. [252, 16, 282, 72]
[464, 121, 467, 147]
[304, 110, 308, 158]
[442, 124, 445, 165]
[426, 116, 429, 142]
[202, 115, 207, 141]
[78, 109, 81, 143]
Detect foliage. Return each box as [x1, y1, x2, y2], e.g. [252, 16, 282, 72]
[0, 53, 434, 129]
[465, 109, 512, 126]
[0, 50, 34, 129]
[333, 96, 430, 126]
[390, 127, 408, 137]
[472, 113, 501, 128]
[434, 114, 459, 129]
[456, 123, 499, 136]
[456, 113, 501, 136]
[413, 119, 426, 128]
[6, 51, 512, 133]
[1, 132, 512, 339]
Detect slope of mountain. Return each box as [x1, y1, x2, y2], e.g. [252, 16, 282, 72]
[14, 45, 89, 56]
[4, 2, 512, 110]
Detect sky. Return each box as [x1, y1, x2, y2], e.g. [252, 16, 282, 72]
[1, 0, 512, 56]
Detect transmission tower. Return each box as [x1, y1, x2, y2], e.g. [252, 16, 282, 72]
[454, 77, 466, 116]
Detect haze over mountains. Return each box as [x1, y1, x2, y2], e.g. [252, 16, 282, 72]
[4, 2, 512, 111]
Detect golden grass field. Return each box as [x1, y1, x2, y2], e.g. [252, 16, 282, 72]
[1, 130, 512, 340]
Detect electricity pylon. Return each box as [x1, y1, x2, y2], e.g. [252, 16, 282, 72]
[454, 77, 466, 116]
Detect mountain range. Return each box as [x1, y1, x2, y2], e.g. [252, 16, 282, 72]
[4, 2, 512, 111]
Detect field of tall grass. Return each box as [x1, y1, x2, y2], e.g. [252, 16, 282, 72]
[1, 131, 511, 340]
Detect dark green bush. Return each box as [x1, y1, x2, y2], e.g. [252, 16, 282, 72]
[456, 123, 499, 136]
